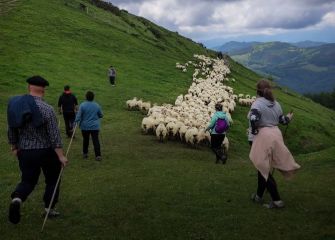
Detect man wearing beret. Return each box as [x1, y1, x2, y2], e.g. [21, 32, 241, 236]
[7, 75, 68, 224]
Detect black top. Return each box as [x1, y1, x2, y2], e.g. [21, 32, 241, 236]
[58, 93, 78, 113]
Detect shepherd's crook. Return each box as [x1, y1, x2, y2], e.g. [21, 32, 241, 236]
[41, 123, 77, 232]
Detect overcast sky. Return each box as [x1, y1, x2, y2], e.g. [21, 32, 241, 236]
[106, 0, 335, 47]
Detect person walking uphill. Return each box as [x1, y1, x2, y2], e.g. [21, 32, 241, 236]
[75, 91, 103, 161]
[7, 76, 68, 224]
[249, 79, 300, 209]
[58, 85, 78, 138]
[206, 103, 230, 164]
[108, 65, 116, 86]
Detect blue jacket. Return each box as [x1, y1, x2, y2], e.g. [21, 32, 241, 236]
[75, 101, 103, 130]
[7, 95, 43, 128]
[206, 111, 229, 134]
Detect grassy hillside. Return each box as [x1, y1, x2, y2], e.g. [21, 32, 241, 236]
[229, 42, 335, 93]
[1, 1, 335, 239]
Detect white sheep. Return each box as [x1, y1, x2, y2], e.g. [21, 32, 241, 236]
[185, 127, 199, 145]
[155, 123, 167, 142]
[141, 117, 155, 134]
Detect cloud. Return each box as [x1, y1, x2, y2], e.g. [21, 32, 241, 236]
[106, 0, 335, 42]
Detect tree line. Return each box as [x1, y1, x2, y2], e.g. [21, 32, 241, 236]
[304, 89, 335, 110]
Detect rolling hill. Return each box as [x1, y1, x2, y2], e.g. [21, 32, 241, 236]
[215, 41, 335, 94]
[0, 0, 335, 239]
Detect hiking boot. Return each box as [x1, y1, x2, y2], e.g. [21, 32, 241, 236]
[83, 154, 88, 159]
[43, 208, 60, 218]
[9, 198, 22, 224]
[95, 156, 102, 161]
[251, 193, 263, 204]
[264, 200, 285, 209]
[220, 154, 227, 164]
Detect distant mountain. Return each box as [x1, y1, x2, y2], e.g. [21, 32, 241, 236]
[215, 41, 335, 93]
[214, 41, 260, 54]
[291, 40, 328, 48]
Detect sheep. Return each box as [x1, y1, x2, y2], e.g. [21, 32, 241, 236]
[141, 116, 155, 134]
[140, 101, 151, 113]
[196, 128, 208, 145]
[222, 136, 229, 154]
[185, 127, 199, 145]
[165, 121, 176, 139]
[132, 55, 236, 153]
[155, 123, 167, 142]
[179, 125, 189, 142]
[126, 97, 138, 110]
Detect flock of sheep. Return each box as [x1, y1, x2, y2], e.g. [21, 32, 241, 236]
[126, 54, 256, 154]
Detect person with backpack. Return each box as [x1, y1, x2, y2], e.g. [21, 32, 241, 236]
[205, 103, 230, 164]
[58, 85, 78, 138]
[249, 79, 300, 209]
[7, 76, 68, 224]
[108, 65, 116, 86]
[75, 91, 103, 161]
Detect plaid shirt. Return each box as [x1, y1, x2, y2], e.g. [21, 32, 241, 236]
[8, 96, 63, 150]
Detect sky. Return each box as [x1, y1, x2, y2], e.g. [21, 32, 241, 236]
[106, 0, 335, 47]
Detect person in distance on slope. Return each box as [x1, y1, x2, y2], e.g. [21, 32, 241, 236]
[108, 65, 117, 86]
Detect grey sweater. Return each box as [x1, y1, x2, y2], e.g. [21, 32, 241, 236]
[250, 97, 283, 127]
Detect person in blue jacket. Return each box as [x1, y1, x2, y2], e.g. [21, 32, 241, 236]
[75, 91, 103, 161]
[206, 103, 230, 164]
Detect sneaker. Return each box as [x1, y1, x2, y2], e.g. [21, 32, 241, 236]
[83, 154, 88, 159]
[43, 208, 60, 218]
[95, 156, 102, 161]
[251, 193, 263, 204]
[264, 200, 285, 209]
[9, 198, 22, 224]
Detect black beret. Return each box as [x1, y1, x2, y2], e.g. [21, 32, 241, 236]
[26, 75, 49, 87]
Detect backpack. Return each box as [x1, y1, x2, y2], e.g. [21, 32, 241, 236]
[215, 118, 229, 133]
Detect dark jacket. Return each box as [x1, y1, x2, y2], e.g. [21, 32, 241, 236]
[7, 95, 43, 128]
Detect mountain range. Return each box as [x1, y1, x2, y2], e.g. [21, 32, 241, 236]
[214, 41, 335, 93]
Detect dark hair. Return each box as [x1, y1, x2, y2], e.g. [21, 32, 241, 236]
[256, 79, 274, 102]
[86, 91, 94, 101]
[64, 85, 70, 91]
[215, 103, 223, 111]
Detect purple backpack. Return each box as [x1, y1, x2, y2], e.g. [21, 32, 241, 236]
[215, 118, 229, 133]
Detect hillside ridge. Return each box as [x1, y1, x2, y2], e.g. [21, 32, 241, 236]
[214, 41, 335, 93]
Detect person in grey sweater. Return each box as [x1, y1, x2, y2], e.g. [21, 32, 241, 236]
[249, 79, 298, 209]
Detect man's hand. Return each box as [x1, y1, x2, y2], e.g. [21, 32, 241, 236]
[54, 148, 68, 167]
[58, 155, 68, 167]
[11, 149, 18, 157]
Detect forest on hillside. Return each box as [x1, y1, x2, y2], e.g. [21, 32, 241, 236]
[305, 89, 335, 110]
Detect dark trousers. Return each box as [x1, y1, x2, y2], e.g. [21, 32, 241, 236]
[82, 130, 101, 157]
[109, 76, 115, 85]
[63, 112, 75, 137]
[257, 171, 281, 201]
[11, 148, 62, 208]
[210, 134, 225, 161]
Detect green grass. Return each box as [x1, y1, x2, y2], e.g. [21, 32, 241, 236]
[0, 0, 335, 239]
